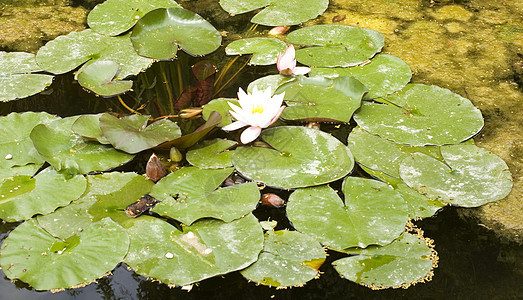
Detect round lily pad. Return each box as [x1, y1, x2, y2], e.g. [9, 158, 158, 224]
[0, 112, 59, 169]
[130, 7, 222, 59]
[286, 179, 409, 250]
[225, 38, 287, 65]
[399, 144, 513, 207]
[88, 0, 181, 36]
[0, 165, 41, 182]
[36, 30, 153, 79]
[30, 116, 134, 174]
[151, 167, 260, 224]
[76, 60, 133, 97]
[347, 126, 441, 180]
[232, 126, 354, 189]
[309, 54, 411, 99]
[220, 0, 328, 26]
[0, 217, 129, 291]
[333, 232, 436, 289]
[71, 114, 110, 144]
[287, 25, 385, 67]
[99, 113, 181, 154]
[240, 229, 326, 288]
[0, 167, 86, 222]
[276, 76, 367, 122]
[0, 51, 54, 102]
[37, 172, 153, 239]
[353, 84, 485, 146]
[186, 138, 236, 169]
[202, 98, 239, 127]
[125, 213, 264, 286]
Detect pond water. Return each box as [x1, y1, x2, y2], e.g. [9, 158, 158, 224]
[0, 0, 521, 299]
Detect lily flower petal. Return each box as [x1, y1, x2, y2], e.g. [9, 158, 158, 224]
[240, 126, 262, 144]
[222, 120, 248, 131]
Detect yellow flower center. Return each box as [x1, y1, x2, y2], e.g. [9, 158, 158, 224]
[251, 105, 265, 114]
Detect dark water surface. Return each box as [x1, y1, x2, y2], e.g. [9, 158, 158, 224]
[1, 207, 522, 300]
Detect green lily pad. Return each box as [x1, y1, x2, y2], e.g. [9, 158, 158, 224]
[394, 183, 444, 220]
[240, 229, 326, 288]
[399, 144, 513, 207]
[202, 98, 239, 127]
[286, 178, 409, 250]
[0, 217, 129, 291]
[99, 113, 181, 154]
[0, 167, 86, 222]
[125, 213, 264, 286]
[88, 0, 181, 36]
[151, 167, 260, 224]
[0, 51, 54, 101]
[225, 38, 287, 65]
[37, 172, 152, 239]
[232, 126, 354, 189]
[71, 114, 110, 144]
[76, 60, 133, 96]
[287, 25, 385, 67]
[36, 29, 153, 78]
[0, 112, 59, 169]
[130, 7, 222, 59]
[276, 76, 367, 122]
[186, 139, 236, 169]
[0, 165, 41, 181]
[156, 111, 222, 149]
[333, 232, 436, 289]
[353, 84, 484, 146]
[309, 54, 411, 99]
[219, 0, 328, 26]
[247, 74, 295, 94]
[347, 126, 442, 180]
[30, 116, 134, 174]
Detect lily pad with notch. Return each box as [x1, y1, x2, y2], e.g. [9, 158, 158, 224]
[71, 114, 110, 144]
[0, 217, 129, 291]
[130, 7, 222, 59]
[225, 38, 287, 65]
[150, 167, 260, 224]
[36, 30, 153, 79]
[0, 167, 87, 222]
[310, 54, 411, 99]
[333, 232, 437, 289]
[246, 74, 295, 95]
[240, 228, 326, 288]
[286, 178, 409, 250]
[399, 144, 512, 207]
[0, 51, 54, 101]
[125, 213, 264, 286]
[99, 113, 181, 154]
[219, 0, 328, 26]
[88, 0, 181, 36]
[276, 76, 367, 122]
[286, 25, 384, 67]
[0, 112, 59, 169]
[232, 126, 354, 189]
[77, 60, 133, 96]
[30, 116, 134, 174]
[353, 84, 484, 146]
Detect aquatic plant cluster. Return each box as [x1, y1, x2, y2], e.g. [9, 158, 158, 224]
[0, 0, 513, 292]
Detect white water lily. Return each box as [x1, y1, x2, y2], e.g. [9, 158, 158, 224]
[277, 44, 311, 76]
[222, 87, 285, 144]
